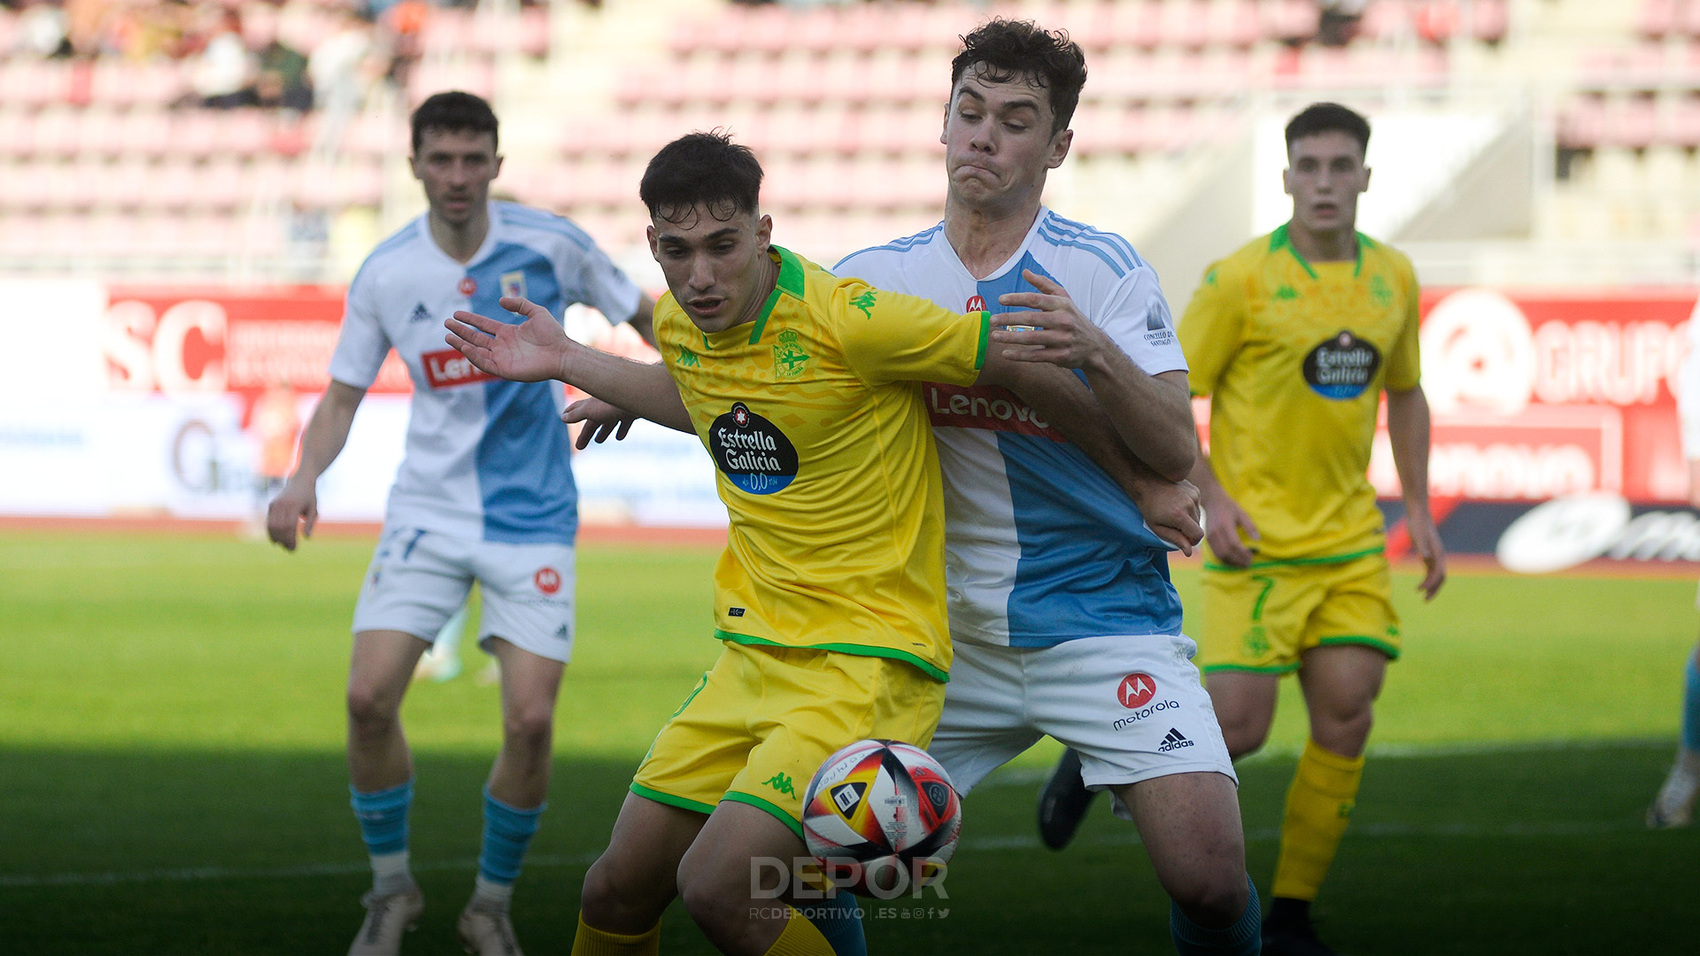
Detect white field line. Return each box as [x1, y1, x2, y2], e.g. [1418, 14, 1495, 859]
[0, 740, 1667, 890]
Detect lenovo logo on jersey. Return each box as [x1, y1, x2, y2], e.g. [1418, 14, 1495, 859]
[422, 348, 497, 388]
[924, 384, 1060, 439]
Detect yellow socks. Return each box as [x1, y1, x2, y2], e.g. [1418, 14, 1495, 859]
[762, 904, 835, 956]
[571, 912, 660, 956]
[1272, 739, 1365, 901]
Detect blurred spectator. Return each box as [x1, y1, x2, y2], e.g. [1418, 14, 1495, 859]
[308, 3, 375, 115]
[15, 0, 72, 57]
[1317, 0, 1367, 47]
[245, 1, 312, 111]
[186, 2, 256, 107]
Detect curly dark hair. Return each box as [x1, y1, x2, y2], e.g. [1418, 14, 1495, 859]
[640, 130, 764, 225]
[950, 18, 1087, 135]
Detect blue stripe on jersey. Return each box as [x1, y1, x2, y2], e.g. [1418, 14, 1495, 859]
[1038, 216, 1144, 278]
[979, 254, 1182, 642]
[998, 432, 1183, 644]
[839, 224, 945, 263]
[469, 244, 577, 544]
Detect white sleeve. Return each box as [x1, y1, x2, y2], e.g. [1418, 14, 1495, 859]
[325, 267, 390, 389]
[1095, 265, 1187, 377]
[566, 241, 643, 326]
[1682, 308, 1700, 460]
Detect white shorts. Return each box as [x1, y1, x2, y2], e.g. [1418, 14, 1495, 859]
[928, 634, 1235, 816]
[351, 525, 576, 663]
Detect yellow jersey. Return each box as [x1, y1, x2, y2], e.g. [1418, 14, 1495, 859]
[1180, 225, 1421, 564]
[654, 245, 989, 680]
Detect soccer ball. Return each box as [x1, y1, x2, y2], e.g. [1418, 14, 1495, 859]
[800, 738, 962, 897]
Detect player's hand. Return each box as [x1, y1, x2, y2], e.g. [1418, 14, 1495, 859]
[265, 480, 317, 552]
[446, 295, 572, 383]
[1201, 489, 1259, 567]
[564, 397, 638, 450]
[1126, 475, 1202, 556]
[988, 270, 1116, 370]
[1407, 514, 1447, 601]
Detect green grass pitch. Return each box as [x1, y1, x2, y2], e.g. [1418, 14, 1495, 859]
[2, 529, 1698, 954]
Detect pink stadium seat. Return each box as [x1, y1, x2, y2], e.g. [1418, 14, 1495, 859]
[115, 109, 174, 160]
[92, 158, 152, 210]
[1660, 93, 1700, 147]
[29, 109, 80, 159]
[1556, 96, 1606, 149]
[0, 59, 73, 110]
[171, 110, 224, 162]
[0, 110, 34, 160]
[1264, 0, 1321, 45]
[76, 107, 126, 158]
[1640, 0, 1679, 41]
[37, 211, 89, 259]
[198, 159, 249, 212]
[1680, 0, 1700, 38]
[0, 160, 45, 210]
[862, 54, 926, 106]
[1214, 0, 1264, 49]
[1111, 0, 1165, 51]
[1358, 0, 1412, 41]
[1470, 0, 1508, 43]
[519, 6, 550, 58]
[1605, 95, 1659, 149]
[422, 7, 473, 57]
[1162, 0, 1213, 50]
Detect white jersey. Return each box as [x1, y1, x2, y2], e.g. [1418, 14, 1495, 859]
[1683, 303, 1700, 461]
[328, 201, 642, 545]
[835, 208, 1187, 648]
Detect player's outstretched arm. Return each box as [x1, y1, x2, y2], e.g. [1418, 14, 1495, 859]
[1387, 384, 1447, 600]
[267, 380, 365, 552]
[990, 270, 1195, 480]
[447, 296, 693, 434]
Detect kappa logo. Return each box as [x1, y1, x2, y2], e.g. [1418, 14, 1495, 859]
[850, 290, 877, 318]
[407, 302, 434, 324]
[1157, 728, 1194, 753]
[765, 772, 797, 797]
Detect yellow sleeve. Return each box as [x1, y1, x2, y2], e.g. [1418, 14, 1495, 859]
[834, 280, 989, 387]
[1177, 257, 1247, 398]
[1384, 254, 1422, 392]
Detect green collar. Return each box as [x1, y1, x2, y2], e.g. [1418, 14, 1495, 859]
[1271, 222, 1371, 278]
[700, 245, 806, 349]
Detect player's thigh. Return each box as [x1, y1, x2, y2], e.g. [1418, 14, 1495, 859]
[1025, 635, 1235, 803]
[584, 790, 708, 921]
[926, 641, 1044, 797]
[1204, 669, 1280, 757]
[1296, 643, 1388, 751]
[472, 540, 576, 664]
[682, 799, 810, 901]
[351, 526, 476, 642]
[1299, 553, 1402, 662]
[488, 637, 565, 723]
[1198, 565, 1316, 675]
[729, 646, 945, 829]
[1111, 770, 1247, 901]
[349, 629, 431, 714]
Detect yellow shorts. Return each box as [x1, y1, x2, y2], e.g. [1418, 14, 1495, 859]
[631, 641, 946, 839]
[1198, 551, 1401, 675]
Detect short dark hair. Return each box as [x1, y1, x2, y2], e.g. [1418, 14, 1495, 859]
[1284, 102, 1370, 156]
[950, 19, 1087, 135]
[410, 91, 499, 154]
[640, 130, 763, 224]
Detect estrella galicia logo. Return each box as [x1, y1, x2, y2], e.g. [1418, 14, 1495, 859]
[1303, 330, 1381, 399]
[709, 402, 799, 495]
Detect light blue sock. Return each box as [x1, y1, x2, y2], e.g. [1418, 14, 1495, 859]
[351, 780, 412, 856]
[1170, 874, 1261, 956]
[801, 889, 866, 956]
[1682, 655, 1700, 753]
[478, 788, 544, 887]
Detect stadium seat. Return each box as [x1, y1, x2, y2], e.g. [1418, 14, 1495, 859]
[0, 110, 34, 160]
[1605, 95, 1660, 149]
[1666, 93, 1700, 148]
[1264, 0, 1321, 45]
[0, 58, 72, 110]
[1557, 95, 1606, 149]
[115, 109, 175, 161]
[29, 108, 80, 159]
[1639, 0, 1678, 41]
[1162, 0, 1213, 50]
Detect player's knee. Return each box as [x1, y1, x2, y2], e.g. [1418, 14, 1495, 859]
[1173, 865, 1251, 928]
[501, 699, 555, 750]
[345, 681, 398, 732]
[677, 867, 745, 942]
[580, 856, 649, 932]
[1219, 718, 1270, 759]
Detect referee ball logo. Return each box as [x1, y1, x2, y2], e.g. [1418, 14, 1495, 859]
[710, 402, 799, 495]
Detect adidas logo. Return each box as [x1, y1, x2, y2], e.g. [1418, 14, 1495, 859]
[407, 302, 433, 324]
[1157, 728, 1194, 753]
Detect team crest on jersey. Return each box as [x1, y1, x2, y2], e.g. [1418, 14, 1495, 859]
[1303, 330, 1381, 400]
[1142, 300, 1175, 347]
[772, 329, 810, 379]
[501, 271, 527, 300]
[709, 402, 799, 495]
